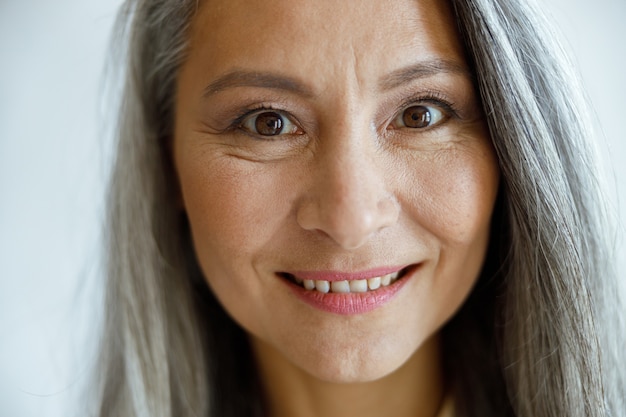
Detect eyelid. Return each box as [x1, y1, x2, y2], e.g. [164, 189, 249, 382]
[398, 92, 458, 117]
[234, 106, 303, 137]
[389, 93, 458, 131]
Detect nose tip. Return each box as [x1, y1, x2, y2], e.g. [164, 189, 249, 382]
[295, 117, 400, 249]
[296, 185, 400, 250]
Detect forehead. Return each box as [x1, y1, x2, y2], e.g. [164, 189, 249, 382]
[185, 0, 467, 86]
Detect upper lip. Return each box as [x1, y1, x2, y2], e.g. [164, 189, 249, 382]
[284, 265, 410, 282]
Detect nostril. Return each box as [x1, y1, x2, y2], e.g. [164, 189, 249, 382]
[295, 178, 399, 249]
[296, 205, 394, 250]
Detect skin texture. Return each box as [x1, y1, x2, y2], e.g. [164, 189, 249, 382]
[173, 0, 500, 416]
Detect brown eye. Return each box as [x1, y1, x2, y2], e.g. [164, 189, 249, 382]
[393, 104, 445, 130]
[255, 112, 283, 136]
[403, 106, 431, 128]
[241, 110, 300, 137]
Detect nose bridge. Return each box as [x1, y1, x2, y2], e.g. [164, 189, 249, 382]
[296, 119, 399, 249]
[324, 129, 379, 212]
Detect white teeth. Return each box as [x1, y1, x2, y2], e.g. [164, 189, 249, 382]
[293, 269, 405, 293]
[381, 274, 392, 286]
[367, 277, 381, 290]
[349, 279, 368, 293]
[315, 280, 330, 293]
[331, 280, 351, 293]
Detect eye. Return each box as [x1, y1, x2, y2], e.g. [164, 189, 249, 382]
[240, 110, 301, 137]
[392, 104, 446, 130]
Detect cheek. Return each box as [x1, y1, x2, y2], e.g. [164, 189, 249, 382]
[395, 142, 499, 316]
[175, 152, 298, 328]
[179, 156, 291, 259]
[429, 147, 497, 303]
[401, 145, 499, 248]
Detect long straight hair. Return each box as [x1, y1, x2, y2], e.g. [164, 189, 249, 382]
[92, 0, 625, 416]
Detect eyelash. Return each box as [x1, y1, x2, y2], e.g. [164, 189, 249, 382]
[227, 92, 459, 136]
[231, 104, 280, 128]
[396, 91, 459, 120]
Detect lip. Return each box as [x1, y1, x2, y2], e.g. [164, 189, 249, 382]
[281, 264, 417, 315]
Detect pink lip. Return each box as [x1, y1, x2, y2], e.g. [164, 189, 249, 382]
[289, 265, 408, 282]
[282, 265, 415, 315]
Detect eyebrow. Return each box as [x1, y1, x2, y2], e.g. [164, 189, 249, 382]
[201, 59, 471, 98]
[202, 70, 314, 98]
[378, 59, 472, 91]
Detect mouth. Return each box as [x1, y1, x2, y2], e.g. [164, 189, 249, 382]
[279, 266, 412, 294]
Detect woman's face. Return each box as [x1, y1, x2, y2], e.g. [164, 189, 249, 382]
[174, 0, 499, 383]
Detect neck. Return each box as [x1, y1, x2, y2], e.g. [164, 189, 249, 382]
[251, 335, 445, 417]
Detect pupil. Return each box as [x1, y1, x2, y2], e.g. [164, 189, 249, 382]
[255, 112, 283, 136]
[403, 106, 431, 128]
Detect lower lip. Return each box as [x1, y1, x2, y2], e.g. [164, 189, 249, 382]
[284, 267, 415, 315]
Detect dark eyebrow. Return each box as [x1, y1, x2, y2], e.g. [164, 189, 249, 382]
[202, 70, 314, 98]
[378, 59, 472, 91]
[202, 60, 471, 99]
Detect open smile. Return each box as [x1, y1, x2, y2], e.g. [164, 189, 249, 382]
[279, 265, 417, 315]
[281, 267, 407, 294]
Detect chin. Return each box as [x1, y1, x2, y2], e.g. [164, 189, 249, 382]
[307, 362, 403, 384]
[285, 334, 422, 384]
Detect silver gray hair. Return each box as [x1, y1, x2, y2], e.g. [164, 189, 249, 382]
[92, 0, 625, 416]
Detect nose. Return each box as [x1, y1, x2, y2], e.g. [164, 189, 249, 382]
[296, 128, 400, 250]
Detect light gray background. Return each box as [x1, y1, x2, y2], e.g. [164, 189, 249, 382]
[1, 1, 624, 416]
